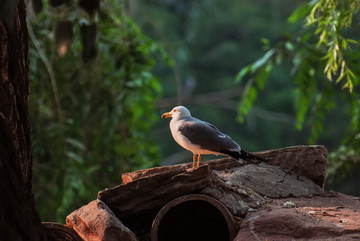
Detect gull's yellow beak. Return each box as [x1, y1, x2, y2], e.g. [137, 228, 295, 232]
[161, 112, 172, 119]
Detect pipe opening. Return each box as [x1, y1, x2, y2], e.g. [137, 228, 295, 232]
[151, 194, 237, 241]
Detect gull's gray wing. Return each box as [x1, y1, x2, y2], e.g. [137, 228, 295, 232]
[178, 117, 241, 154]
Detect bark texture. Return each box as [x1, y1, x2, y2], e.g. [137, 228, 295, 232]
[0, 1, 46, 239]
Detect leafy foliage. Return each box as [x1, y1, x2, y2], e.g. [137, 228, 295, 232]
[235, 47, 276, 122]
[236, 0, 360, 184]
[301, 0, 359, 91]
[29, 0, 166, 222]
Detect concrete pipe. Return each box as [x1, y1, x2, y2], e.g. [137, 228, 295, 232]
[151, 194, 238, 241]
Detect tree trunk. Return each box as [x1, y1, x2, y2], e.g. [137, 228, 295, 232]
[0, 1, 46, 239]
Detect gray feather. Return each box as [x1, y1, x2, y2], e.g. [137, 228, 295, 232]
[178, 117, 240, 154]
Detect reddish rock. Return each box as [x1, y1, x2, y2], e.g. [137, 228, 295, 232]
[121, 158, 243, 184]
[66, 199, 138, 241]
[99, 165, 211, 217]
[235, 191, 360, 241]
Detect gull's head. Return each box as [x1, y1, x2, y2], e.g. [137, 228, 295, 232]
[161, 106, 191, 120]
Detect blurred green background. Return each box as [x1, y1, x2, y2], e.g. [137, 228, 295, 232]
[28, 0, 360, 223]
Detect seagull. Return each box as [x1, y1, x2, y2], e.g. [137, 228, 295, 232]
[161, 106, 264, 168]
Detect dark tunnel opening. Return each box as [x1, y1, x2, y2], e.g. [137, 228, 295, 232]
[151, 194, 237, 241]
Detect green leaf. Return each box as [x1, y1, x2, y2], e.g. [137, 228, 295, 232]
[237, 86, 258, 123]
[285, 41, 294, 51]
[288, 1, 313, 23]
[250, 49, 276, 72]
[67, 151, 84, 164]
[235, 65, 251, 83]
[66, 138, 85, 151]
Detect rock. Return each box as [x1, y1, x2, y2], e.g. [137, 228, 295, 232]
[121, 158, 242, 184]
[98, 165, 211, 217]
[122, 145, 328, 188]
[200, 186, 254, 217]
[199, 162, 323, 217]
[234, 191, 360, 241]
[214, 163, 324, 199]
[66, 199, 138, 241]
[253, 145, 328, 188]
[200, 169, 267, 217]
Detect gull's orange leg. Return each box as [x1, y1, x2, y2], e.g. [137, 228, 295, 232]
[192, 154, 197, 168]
[196, 154, 202, 167]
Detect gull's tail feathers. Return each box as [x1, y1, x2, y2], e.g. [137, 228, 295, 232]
[220, 149, 268, 163]
[240, 150, 266, 162]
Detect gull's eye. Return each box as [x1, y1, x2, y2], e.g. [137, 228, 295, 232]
[173, 109, 177, 112]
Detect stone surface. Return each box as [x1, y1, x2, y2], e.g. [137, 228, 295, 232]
[122, 145, 328, 188]
[199, 161, 324, 217]
[214, 162, 324, 199]
[121, 158, 242, 184]
[200, 170, 267, 217]
[66, 199, 138, 241]
[235, 191, 360, 241]
[99, 165, 211, 217]
[200, 186, 253, 217]
[253, 145, 328, 188]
